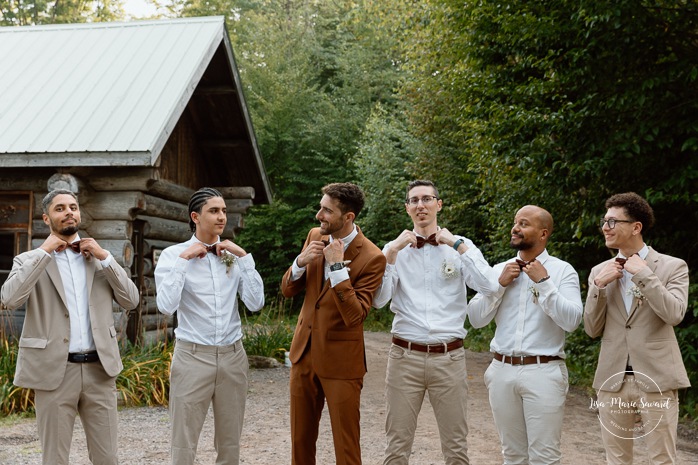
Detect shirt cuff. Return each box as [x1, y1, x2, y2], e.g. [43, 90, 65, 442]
[329, 267, 350, 287]
[237, 253, 255, 270]
[290, 257, 306, 281]
[99, 252, 113, 268]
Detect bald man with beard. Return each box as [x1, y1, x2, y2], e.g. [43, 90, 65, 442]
[468, 205, 583, 465]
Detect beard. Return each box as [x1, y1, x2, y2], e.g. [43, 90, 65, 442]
[510, 234, 534, 251]
[50, 217, 80, 236]
[319, 219, 344, 236]
[59, 225, 79, 236]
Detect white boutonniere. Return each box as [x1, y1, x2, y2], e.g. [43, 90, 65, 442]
[528, 285, 540, 304]
[220, 251, 237, 274]
[441, 260, 459, 279]
[627, 286, 645, 304]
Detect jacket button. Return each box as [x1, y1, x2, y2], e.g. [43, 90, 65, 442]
[625, 325, 631, 329]
[63, 338, 69, 343]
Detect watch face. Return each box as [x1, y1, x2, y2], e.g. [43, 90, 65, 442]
[330, 263, 345, 271]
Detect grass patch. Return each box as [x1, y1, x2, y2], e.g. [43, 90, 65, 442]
[242, 300, 295, 362]
[117, 340, 172, 407]
[0, 338, 34, 416]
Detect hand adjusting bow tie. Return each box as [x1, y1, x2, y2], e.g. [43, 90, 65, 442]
[515, 258, 535, 269]
[413, 233, 439, 249]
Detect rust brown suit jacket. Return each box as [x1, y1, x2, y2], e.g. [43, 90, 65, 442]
[584, 247, 690, 392]
[281, 226, 386, 379]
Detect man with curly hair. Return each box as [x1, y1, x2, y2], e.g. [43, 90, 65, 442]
[585, 192, 690, 465]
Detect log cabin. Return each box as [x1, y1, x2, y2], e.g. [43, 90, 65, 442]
[0, 17, 271, 344]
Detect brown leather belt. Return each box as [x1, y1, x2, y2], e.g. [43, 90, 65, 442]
[68, 351, 100, 363]
[493, 352, 562, 365]
[392, 336, 463, 354]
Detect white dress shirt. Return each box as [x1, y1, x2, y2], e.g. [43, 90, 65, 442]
[467, 249, 582, 357]
[47, 235, 113, 353]
[373, 235, 499, 344]
[155, 235, 264, 346]
[290, 224, 358, 287]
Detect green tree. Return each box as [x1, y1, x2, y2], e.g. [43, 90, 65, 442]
[0, 0, 123, 25]
[228, 0, 404, 300]
[399, 0, 698, 415]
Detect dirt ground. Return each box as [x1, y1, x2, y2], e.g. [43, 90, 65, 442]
[2, 331, 697, 464]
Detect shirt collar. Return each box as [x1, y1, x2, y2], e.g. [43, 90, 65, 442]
[516, 248, 549, 264]
[618, 243, 649, 260]
[413, 226, 440, 238]
[329, 224, 358, 250]
[190, 234, 220, 248]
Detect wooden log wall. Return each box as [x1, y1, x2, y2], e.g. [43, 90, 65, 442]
[2, 173, 257, 345]
[84, 177, 256, 344]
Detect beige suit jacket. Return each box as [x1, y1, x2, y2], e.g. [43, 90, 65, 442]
[1, 248, 140, 390]
[281, 226, 386, 380]
[584, 247, 690, 392]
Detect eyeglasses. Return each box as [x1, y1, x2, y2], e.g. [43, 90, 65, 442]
[599, 218, 634, 229]
[406, 195, 439, 206]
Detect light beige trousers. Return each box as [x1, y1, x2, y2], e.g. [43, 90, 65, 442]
[597, 373, 679, 465]
[34, 361, 119, 465]
[383, 343, 470, 465]
[169, 339, 248, 465]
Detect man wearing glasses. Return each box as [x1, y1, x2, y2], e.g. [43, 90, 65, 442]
[584, 192, 689, 465]
[373, 179, 498, 464]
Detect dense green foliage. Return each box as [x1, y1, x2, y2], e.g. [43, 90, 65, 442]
[0, 0, 123, 24]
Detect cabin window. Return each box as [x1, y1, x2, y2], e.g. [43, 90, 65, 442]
[0, 192, 32, 289]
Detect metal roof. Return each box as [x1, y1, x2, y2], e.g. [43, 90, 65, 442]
[0, 18, 221, 155]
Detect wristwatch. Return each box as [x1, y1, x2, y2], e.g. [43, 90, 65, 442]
[329, 262, 345, 272]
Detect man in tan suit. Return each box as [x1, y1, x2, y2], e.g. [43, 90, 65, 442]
[585, 192, 690, 465]
[1, 189, 139, 465]
[281, 182, 386, 465]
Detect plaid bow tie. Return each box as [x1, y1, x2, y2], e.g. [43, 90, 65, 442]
[414, 233, 438, 249]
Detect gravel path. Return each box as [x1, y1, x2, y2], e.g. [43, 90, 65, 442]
[2, 331, 697, 464]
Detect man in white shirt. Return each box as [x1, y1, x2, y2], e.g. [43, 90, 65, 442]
[585, 192, 689, 465]
[373, 180, 499, 465]
[155, 187, 265, 465]
[467, 205, 582, 465]
[1, 189, 140, 465]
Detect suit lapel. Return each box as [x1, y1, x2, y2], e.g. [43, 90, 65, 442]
[45, 257, 69, 310]
[85, 257, 96, 302]
[316, 235, 330, 299]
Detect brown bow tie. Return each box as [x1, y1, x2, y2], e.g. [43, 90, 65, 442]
[206, 245, 218, 255]
[615, 257, 627, 269]
[515, 258, 535, 269]
[66, 241, 81, 253]
[414, 233, 438, 249]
